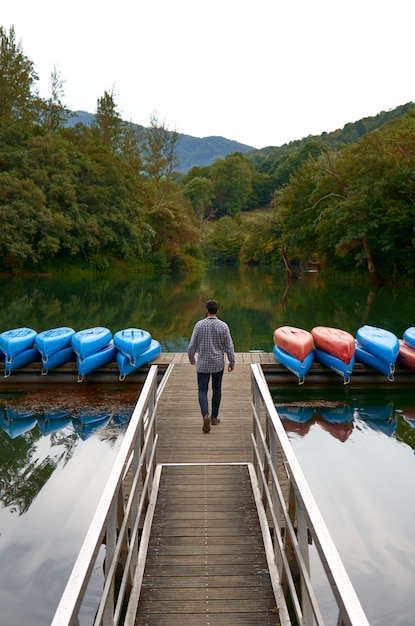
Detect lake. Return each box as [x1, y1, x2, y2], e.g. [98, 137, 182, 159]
[0, 384, 141, 625]
[0, 267, 413, 352]
[272, 384, 415, 626]
[1, 266, 415, 624]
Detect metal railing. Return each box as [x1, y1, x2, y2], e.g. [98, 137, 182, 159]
[250, 363, 370, 626]
[51, 363, 171, 626]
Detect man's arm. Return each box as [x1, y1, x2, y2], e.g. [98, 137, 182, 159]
[187, 325, 199, 364]
[224, 326, 235, 370]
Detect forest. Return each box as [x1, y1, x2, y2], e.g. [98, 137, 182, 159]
[1, 25, 415, 281]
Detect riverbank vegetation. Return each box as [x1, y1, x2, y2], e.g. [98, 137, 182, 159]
[1, 25, 415, 281]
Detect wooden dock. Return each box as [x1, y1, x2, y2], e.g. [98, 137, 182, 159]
[132, 357, 280, 625]
[136, 464, 278, 626]
[2, 350, 414, 386]
[153, 354, 270, 463]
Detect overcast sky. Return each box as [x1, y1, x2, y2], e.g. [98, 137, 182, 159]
[3, 0, 415, 148]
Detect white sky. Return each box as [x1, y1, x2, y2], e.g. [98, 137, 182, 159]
[2, 0, 415, 149]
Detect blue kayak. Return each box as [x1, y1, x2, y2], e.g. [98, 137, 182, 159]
[315, 405, 355, 424]
[354, 404, 394, 421]
[403, 327, 415, 350]
[275, 405, 315, 423]
[72, 327, 113, 360]
[37, 413, 72, 436]
[40, 347, 76, 374]
[356, 325, 399, 365]
[3, 347, 40, 375]
[117, 339, 161, 380]
[0, 412, 37, 439]
[36, 327, 75, 359]
[76, 340, 117, 378]
[0, 327, 37, 358]
[355, 340, 395, 379]
[72, 414, 111, 440]
[314, 348, 355, 384]
[77, 410, 112, 424]
[114, 328, 152, 364]
[273, 344, 314, 385]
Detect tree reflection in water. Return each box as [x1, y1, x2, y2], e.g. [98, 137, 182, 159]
[0, 384, 140, 516]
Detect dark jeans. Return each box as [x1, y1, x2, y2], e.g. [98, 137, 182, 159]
[197, 370, 224, 417]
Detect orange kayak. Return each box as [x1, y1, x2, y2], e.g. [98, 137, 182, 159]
[311, 326, 355, 364]
[273, 326, 313, 362]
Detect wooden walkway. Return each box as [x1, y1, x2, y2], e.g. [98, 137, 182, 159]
[154, 356, 266, 464]
[133, 358, 279, 625]
[136, 464, 277, 626]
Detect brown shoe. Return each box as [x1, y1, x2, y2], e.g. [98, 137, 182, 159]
[211, 417, 220, 425]
[202, 415, 211, 433]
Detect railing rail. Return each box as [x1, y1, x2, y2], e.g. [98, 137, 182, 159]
[250, 363, 370, 626]
[51, 364, 170, 626]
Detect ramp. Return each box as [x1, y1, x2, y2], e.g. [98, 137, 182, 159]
[134, 463, 278, 626]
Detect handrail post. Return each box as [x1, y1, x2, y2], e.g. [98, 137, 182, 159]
[51, 364, 165, 626]
[250, 363, 370, 626]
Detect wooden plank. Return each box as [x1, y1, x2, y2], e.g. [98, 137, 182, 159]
[154, 362, 253, 465]
[134, 464, 278, 626]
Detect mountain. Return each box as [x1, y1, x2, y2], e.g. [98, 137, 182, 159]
[175, 134, 253, 172]
[67, 103, 415, 175]
[66, 111, 254, 173]
[247, 102, 415, 163]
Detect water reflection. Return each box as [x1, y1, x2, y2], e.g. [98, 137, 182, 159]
[1, 268, 415, 353]
[277, 401, 403, 443]
[0, 384, 140, 626]
[0, 405, 133, 517]
[272, 384, 415, 626]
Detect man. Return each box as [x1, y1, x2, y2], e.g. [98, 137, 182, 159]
[188, 299, 235, 433]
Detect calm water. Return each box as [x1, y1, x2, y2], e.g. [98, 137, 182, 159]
[0, 384, 140, 626]
[272, 384, 415, 626]
[1, 267, 415, 624]
[0, 267, 414, 351]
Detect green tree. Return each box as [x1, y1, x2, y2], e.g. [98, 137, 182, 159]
[139, 111, 178, 181]
[246, 171, 274, 209]
[24, 133, 79, 257]
[67, 123, 153, 262]
[183, 176, 214, 219]
[41, 65, 71, 132]
[93, 88, 124, 150]
[241, 213, 283, 266]
[0, 25, 40, 130]
[0, 171, 61, 268]
[209, 153, 252, 218]
[271, 112, 415, 279]
[202, 216, 245, 264]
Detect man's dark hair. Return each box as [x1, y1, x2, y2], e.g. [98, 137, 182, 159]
[205, 299, 218, 314]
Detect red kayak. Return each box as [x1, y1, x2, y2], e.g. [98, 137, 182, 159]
[402, 406, 415, 421]
[273, 326, 313, 362]
[397, 339, 415, 371]
[311, 326, 355, 364]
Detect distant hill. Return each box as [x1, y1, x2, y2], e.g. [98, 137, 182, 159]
[67, 111, 254, 173]
[175, 134, 253, 172]
[67, 103, 415, 175]
[247, 102, 415, 165]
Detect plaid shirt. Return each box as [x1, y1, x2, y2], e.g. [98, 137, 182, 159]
[188, 316, 235, 373]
